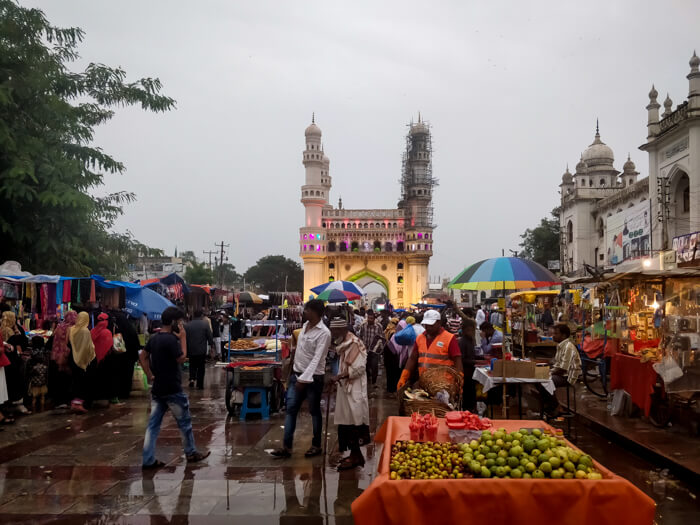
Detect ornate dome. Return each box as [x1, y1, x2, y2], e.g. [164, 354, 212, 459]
[305, 122, 322, 137]
[648, 84, 658, 100]
[561, 167, 573, 184]
[623, 154, 636, 173]
[410, 121, 429, 135]
[582, 125, 614, 167]
[690, 51, 700, 70]
[575, 155, 587, 174]
[322, 154, 330, 165]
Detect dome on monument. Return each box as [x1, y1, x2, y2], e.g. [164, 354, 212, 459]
[575, 155, 587, 174]
[410, 121, 429, 135]
[305, 122, 322, 137]
[623, 154, 636, 173]
[561, 168, 573, 184]
[582, 127, 614, 167]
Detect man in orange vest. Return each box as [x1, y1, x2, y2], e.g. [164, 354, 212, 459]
[397, 310, 463, 389]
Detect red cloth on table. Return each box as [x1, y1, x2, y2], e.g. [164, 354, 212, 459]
[582, 335, 619, 359]
[352, 417, 655, 525]
[633, 339, 660, 352]
[609, 353, 658, 417]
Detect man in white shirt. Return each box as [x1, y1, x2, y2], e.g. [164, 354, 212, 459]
[475, 304, 486, 328]
[272, 299, 330, 459]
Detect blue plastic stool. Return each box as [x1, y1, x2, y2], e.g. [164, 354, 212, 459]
[239, 387, 269, 421]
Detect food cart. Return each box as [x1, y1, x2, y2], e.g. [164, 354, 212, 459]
[352, 416, 655, 525]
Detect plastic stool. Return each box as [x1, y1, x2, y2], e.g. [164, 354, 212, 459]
[239, 387, 269, 421]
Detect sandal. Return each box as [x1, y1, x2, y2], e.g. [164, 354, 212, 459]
[304, 446, 323, 458]
[142, 460, 166, 470]
[337, 455, 365, 470]
[270, 448, 291, 459]
[0, 416, 15, 425]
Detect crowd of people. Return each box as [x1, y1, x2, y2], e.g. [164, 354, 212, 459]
[0, 303, 241, 426]
[271, 299, 581, 470]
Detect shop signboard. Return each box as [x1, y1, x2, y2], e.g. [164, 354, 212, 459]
[605, 201, 651, 265]
[547, 260, 561, 271]
[672, 231, 700, 267]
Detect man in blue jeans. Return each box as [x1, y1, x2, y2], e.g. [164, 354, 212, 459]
[140, 306, 210, 469]
[271, 299, 330, 458]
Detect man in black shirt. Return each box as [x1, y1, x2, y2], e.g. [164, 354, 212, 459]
[140, 306, 210, 469]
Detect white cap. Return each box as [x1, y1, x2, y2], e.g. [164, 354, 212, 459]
[421, 310, 441, 326]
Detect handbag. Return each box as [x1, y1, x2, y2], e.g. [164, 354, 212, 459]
[113, 333, 127, 353]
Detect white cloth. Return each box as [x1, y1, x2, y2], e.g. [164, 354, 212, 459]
[0, 367, 8, 404]
[294, 320, 331, 383]
[472, 367, 555, 395]
[475, 309, 486, 328]
[334, 336, 369, 426]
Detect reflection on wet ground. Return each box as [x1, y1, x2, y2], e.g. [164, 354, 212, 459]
[0, 365, 697, 524]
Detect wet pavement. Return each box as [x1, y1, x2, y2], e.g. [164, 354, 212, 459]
[0, 365, 698, 524]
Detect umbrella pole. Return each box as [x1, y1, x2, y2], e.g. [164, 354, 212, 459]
[502, 280, 507, 419]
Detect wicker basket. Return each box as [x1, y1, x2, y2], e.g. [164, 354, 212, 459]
[419, 366, 463, 400]
[398, 366, 462, 417]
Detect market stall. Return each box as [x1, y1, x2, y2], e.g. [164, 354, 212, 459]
[566, 269, 700, 426]
[352, 416, 655, 525]
[509, 290, 561, 359]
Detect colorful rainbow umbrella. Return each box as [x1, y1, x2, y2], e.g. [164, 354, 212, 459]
[314, 288, 362, 303]
[448, 257, 560, 291]
[311, 280, 364, 296]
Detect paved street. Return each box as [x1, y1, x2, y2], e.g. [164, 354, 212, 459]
[0, 364, 697, 524]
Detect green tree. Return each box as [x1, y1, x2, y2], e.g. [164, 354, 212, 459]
[184, 261, 213, 285]
[180, 250, 197, 264]
[244, 255, 303, 292]
[0, 1, 175, 277]
[215, 262, 242, 288]
[519, 207, 561, 268]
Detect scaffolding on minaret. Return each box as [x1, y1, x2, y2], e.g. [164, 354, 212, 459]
[399, 118, 438, 228]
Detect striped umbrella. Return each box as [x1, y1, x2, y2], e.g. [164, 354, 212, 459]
[311, 280, 364, 296]
[237, 291, 263, 304]
[448, 257, 560, 290]
[314, 288, 362, 303]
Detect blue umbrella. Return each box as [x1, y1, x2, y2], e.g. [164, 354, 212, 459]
[124, 287, 174, 321]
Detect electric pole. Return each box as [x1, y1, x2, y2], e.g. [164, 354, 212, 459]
[215, 241, 230, 288]
[202, 250, 216, 270]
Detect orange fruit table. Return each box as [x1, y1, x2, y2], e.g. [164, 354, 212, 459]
[352, 417, 655, 525]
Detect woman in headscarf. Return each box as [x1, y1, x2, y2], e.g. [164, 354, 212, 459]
[1, 311, 30, 414]
[49, 311, 77, 408]
[330, 317, 369, 471]
[113, 312, 140, 399]
[91, 312, 123, 406]
[69, 311, 96, 413]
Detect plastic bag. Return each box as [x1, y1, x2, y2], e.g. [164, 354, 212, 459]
[653, 355, 684, 385]
[394, 325, 417, 346]
[610, 389, 630, 416]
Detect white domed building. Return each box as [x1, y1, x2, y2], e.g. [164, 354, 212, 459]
[560, 124, 648, 276]
[560, 52, 700, 275]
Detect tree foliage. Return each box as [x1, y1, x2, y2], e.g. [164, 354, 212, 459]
[519, 208, 561, 267]
[244, 255, 303, 292]
[0, 1, 175, 277]
[184, 261, 213, 285]
[215, 262, 242, 288]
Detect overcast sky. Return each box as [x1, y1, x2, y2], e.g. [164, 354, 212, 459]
[22, 0, 700, 281]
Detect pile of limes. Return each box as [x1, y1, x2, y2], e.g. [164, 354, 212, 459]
[463, 428, 603, 480]
[390, 441, 470, 480]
